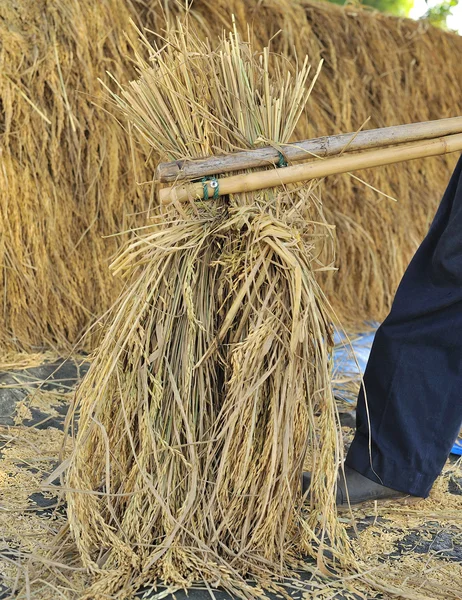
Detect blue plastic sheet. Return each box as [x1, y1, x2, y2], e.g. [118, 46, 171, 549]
[333, 329, 376, 377]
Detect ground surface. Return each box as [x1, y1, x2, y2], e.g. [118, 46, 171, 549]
[0, 346, 461, 599]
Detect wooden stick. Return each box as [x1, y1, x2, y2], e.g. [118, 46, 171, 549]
[159, 133, 462, 205]
[156, 116, 462, 183]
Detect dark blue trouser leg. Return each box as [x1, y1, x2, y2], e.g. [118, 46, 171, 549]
[346, 155, 462, 498]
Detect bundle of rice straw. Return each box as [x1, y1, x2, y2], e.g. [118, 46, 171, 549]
[65, 22, 351, 599]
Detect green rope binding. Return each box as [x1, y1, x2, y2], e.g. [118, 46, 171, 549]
[202, 176, 219, 200]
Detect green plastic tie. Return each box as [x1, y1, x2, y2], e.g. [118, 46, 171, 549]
[277, 151, 288, 168]
[201, 176, 219, 200]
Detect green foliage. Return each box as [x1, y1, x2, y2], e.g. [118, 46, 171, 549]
[423, 0, 459, 29]
[325, 0, 413, 16]
[362, 0, 413, 15]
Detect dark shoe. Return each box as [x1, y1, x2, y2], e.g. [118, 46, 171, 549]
[302, 465, 408, 506]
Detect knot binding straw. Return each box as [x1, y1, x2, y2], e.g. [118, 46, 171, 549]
[65, 21, 351, 599]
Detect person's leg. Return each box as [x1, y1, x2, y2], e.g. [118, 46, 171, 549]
[346, 155, 462, 498]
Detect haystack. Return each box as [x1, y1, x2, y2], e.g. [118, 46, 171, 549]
[0, 0, 158, 350]
[64, 24, 350, 599]
[2, 0, 462, 351]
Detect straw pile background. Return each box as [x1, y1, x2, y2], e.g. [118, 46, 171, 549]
[0, 0, 158, 350]
[2, 0, 462, 352]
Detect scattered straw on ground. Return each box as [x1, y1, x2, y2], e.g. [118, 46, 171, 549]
[348, 461, 462, 599]
[0, 352, 62, 372]
[0, 424, 75, 599]
[1, 353, 461, 599]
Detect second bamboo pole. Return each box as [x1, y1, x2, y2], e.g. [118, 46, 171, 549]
[159, 133, 462, 205]
[156, 116, 462, 183]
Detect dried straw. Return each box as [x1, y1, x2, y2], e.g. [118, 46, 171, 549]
[64, 24, 351, 599]
[2, 356, 462, 599]
[0, 0, 161, 351]
[2, 0, 462, 351]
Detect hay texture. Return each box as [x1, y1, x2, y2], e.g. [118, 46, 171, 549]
[0, 0, 157, 350]
[2, 0, 462, 347]
[64, 25, 350, 599]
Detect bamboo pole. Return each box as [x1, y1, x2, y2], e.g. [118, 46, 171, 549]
[159, 133, 462, 205]
[156, 116, 462, 183]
